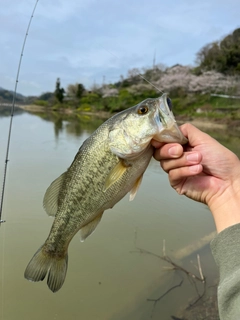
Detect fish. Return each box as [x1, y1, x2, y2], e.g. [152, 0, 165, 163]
[24, 93, 187, 292]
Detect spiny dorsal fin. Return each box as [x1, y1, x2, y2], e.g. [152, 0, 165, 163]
[104, 159, 131, 191]
[129, 174, 143, 201]
[80, 212, 104, 242]
[43, 172, 66, 216]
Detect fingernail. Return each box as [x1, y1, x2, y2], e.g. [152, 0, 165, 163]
[186, 153, 199, 162]
[168, 146, 181, 157]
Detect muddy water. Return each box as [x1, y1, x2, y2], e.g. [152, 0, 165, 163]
[0, 109, 236, 319]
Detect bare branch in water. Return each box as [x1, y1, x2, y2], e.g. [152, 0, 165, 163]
[197, 254, 205, 281]
[163, 239, 166, 257]
[187, 281, 207, 308]
[130, 231, 207, 319]
[131, 245, 205, 283]
[147, 278, 184, 319]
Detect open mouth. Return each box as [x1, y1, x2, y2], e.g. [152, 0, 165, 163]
[157, 93, 176, 126]
[154, 94, 188, 144]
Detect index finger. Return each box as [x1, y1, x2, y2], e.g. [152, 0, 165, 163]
[153, 143, 184, 161]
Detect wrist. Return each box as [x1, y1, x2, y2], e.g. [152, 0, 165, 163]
[208, 181, 240, 233]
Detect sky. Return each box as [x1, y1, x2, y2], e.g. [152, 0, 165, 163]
[1, 0, 240, 97]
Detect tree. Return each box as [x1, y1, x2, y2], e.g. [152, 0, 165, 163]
[55, 78, 65, 103]
[39, 92, 54, 101]
[76, 83, 85, 99]
[196, 43, 214, 66]
[66, 83, 85, 99]
[127, 68, 142, 85]
[196, 28, 240, 74]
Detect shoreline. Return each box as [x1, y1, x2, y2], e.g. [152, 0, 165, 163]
[19, 104, 111, 119]
[19, 104, 236, 131]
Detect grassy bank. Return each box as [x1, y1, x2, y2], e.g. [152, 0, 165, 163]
[29, 93, 240, 126]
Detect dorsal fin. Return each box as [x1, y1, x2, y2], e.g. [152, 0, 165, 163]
[43, 172, 66, 216]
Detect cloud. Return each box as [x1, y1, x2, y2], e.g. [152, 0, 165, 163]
[1, 0, 240, 95]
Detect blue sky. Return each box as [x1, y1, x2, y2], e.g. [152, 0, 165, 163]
[1, 0, 240, 96]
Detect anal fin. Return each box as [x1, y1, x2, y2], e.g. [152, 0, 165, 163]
[80, 212, 104, 242]
[129, 174, 143, 201]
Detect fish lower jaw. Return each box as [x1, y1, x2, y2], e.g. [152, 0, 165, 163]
[154, 124, 187, 144]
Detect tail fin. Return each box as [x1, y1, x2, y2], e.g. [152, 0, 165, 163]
[24, 245, 68, 293]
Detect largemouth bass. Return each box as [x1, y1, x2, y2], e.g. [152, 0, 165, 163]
[24, 93, 187, 292]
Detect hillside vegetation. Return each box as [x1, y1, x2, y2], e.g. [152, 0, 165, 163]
[1, 28, 240, 122]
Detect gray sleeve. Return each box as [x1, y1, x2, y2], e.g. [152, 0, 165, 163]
[211, 223, 240, 320]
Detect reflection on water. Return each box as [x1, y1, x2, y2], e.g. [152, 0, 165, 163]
[0, 109, 237, 319]
[0, 105, 25, 118]
[31, 111, 106, 139]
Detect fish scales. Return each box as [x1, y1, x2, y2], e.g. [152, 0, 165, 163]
[24, 94, 188, 292]
[47, 132, 152, 248]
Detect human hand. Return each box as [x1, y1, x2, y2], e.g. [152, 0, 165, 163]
[152, 123, 240, 232]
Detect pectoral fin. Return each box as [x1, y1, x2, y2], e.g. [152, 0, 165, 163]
[104, 159, 131, 191]
[43, 172, 66, 216]
[80, 212, 104, 242]
[129, 174, 143, 201]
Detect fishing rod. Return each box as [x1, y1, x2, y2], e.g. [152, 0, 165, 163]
[0, 0, 39, 224]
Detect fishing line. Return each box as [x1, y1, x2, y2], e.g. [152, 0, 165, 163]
[0, 0, 39, 224]
[100, 46, 164, 94]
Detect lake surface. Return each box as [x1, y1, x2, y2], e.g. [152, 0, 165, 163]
[0, 108, 238, 319]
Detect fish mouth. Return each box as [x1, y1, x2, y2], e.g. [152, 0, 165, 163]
[153, 94, 188, 144]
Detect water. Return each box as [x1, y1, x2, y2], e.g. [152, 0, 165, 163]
[0, 108, 236, 319]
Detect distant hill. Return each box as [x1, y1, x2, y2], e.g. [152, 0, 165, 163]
[0, 87, 30, 104]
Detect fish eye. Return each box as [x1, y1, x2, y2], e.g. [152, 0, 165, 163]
[137, 105, 149, 115]
[167, 97, 173, 111]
